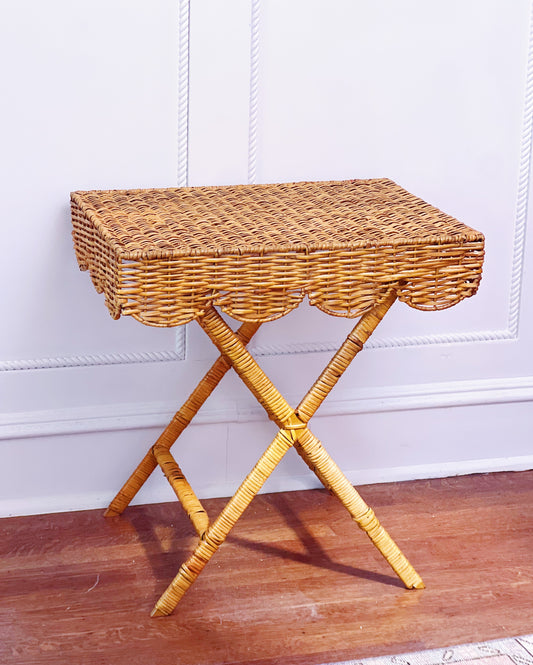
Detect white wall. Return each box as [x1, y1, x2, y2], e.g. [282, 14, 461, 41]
[1, 0, 532, 517]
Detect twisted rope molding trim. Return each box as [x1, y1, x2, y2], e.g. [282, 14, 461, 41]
[252, 328, 515, 357]
[0, 328, 187, 372]
[365, 328, 514, 350]
[508, 0, 533, 336]
[175, 324, 187, 358]
[247, 0, 260, 184]
[0, 349, 185, 372]
[177, 0, 190, 187]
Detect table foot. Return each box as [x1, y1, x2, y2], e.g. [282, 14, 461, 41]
[296, 428, 424, 589]
[105, 449, 157, 517]
[152, 427, 297, 616]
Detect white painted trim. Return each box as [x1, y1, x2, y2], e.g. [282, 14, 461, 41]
[258, 454, 533, 495]
[0, 491, 118, 519]
[0, 331, 186, 372]
[247, 0, 260, 184]
[2, 454, 532, 518]
[345, 455, 533, 485]
[252, 327, 515, 357]
[177, 0, 190, 187]
[2, 375, 533, 441]
[508, 0, 533, 336]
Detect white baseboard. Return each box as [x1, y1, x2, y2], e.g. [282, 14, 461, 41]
[2, 375, 533, 441]
[2, 454, 532, 518]
[2, 376, 532, 517]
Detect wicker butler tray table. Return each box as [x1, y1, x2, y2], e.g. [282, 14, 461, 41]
[71, 178, 484, 617]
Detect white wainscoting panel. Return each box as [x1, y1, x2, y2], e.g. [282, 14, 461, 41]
[1, 0, 532, 517]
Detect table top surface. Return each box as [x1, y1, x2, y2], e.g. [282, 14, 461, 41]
[71, 178, 482, 259]
[71, 178, 484, 327]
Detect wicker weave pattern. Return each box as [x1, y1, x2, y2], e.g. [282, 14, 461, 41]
[71, 178, 484, 326]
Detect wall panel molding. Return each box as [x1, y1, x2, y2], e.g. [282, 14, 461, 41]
[0, 328, 186, 372]
[2, 374, 532, 440]
[247, 0, 261, 184]
[508, 0, 533, 337]
[1, 1, 193, 374]
[252, 327, 515, 357]
[177, 0, 190, 187]
[246, 0, 533, 356]
[9, 1, 530, 371]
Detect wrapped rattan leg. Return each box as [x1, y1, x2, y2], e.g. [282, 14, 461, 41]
[153, 445, 209, 539]
[197, 302, 423, 591]
[151, 427, 299, 617]
[293, 291, 397, 490]
[289, 293, 422, 587]
[297, 428, 424, 589]
[297, 291, 397, 422]
[104, 321, 260, 517]
[104, 450, 158, 518]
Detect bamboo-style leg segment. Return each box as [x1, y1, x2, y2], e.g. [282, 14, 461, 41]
[198, 309, 301, 428]
[104, 321, 260, 517]
[194, 298, 423, 588]
[289, 292, 422, 589]
[151, 294, 422, 617]
[297, 291, 397, 422]
[296, 428, 424, 589]
[153, 445, 209, 539]
[293, 291, 397, 491]
[151, 426, 299, 617]
[104, 450, 158, 518]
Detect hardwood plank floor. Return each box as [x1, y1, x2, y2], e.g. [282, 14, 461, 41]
[1, 471, 532, 665]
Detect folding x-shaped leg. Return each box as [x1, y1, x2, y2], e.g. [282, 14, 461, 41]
[105, 289, 424, 617]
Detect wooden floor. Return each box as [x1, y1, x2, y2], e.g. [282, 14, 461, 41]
[1, 471, 532, 665]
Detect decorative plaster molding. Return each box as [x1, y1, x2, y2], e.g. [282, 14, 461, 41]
[5, 1, 531, 371]
[252, 327, 515, 357]
[2, 375, 532, 440]
[508, 0, 533, 336]
[1, 2, 192, 373]
[177, 0, 190, 187]
[247, 0, 260, 184]
[0, 330, 186, 372]
[175, 324, 187, 358]
[248, 0, 533, 356]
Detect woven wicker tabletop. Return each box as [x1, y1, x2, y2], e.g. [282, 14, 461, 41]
[71, 178, 484, 327]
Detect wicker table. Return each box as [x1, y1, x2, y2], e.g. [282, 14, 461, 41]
[71, 178, 484, 617]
